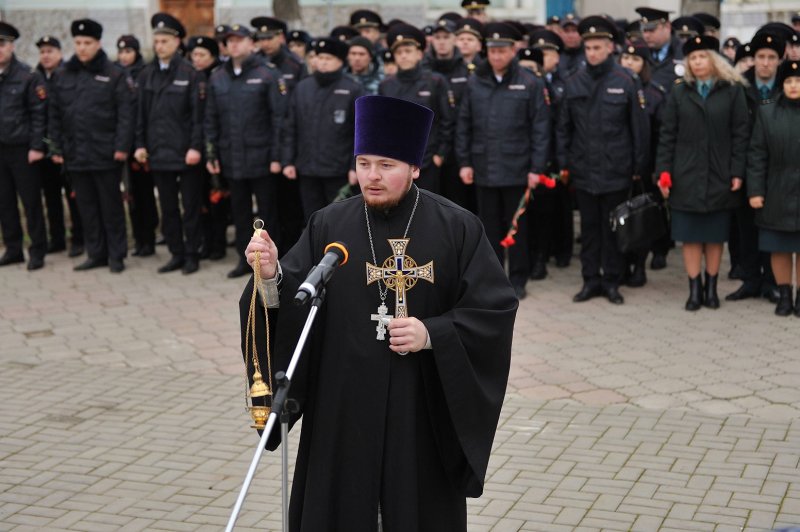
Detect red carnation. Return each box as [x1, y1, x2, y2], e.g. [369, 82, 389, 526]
[500, 235, 516, 248]
[658, 171, 672, 188]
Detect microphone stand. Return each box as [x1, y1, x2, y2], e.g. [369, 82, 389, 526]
[225, 288, 326, 532]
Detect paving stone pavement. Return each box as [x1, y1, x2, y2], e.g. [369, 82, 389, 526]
[1, 247, 799, 531]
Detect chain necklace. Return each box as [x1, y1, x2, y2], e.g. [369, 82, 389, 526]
[365, 184, 420, 306]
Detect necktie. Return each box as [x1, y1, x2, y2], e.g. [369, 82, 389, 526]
[701, 83, 709, 99]
[760, 86, 770, 100]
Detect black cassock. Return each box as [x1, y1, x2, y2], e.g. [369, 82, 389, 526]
[240, 187, 518, 532]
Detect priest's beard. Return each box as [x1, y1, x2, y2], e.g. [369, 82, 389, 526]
[362, 170, 414, 211]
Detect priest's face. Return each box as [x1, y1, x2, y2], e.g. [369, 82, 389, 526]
[356, 154, 420, 209]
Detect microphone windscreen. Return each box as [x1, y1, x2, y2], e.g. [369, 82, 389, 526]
[324, 241, 349, 265]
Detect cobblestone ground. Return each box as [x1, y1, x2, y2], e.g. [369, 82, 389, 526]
[1, 245, 799, 531]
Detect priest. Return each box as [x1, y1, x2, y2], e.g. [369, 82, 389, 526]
[240, 95, 517, 531]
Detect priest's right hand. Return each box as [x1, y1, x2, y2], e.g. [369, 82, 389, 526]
[246, 230, 279, 280]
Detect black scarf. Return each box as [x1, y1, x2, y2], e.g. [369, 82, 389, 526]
[66, 49, 107, 73]
[313, 68, 343, 87]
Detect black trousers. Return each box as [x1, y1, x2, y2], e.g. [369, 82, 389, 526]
[127, 161, 158, 249]
[153, 168, 203, 259]
[277, 173, 304, 256]
[40, 157, 82, 248]
[733, 203, 773, 284]
[71, 168, 127, 261]
[298, 175, 347, 223]
[0, 144, 47, 259]
[476, 184, 529, 288]
[229, 176, 280, 263]
[439, 160, 476, 214]
[201, 169, 230, 257]
[575, 188, 629, 287]
[554, 182, 575, 260]
[528, 186, 559, 262]
[415, 164, 441, 195]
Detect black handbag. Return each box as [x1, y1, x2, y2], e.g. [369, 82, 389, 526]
[609, 182, 667, 254]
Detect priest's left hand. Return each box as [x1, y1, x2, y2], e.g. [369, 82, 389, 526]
[387, 318, 429, 353]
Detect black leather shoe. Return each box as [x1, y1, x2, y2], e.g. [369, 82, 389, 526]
[138, 244, 155, 257]
[227, 262, 251, 279]
[74, 257, 108, 271]
[513, 284, 527, 300]
[0, 252, 25, 266]
[725, 282, 761, 301]
[182, 257, 199, 275]
[775, 285, 793, 316]
[529, 259, 547, 280]
[109, 259, 125, 273]
[761, 283, 780, 304]
[650, 254, 667, 270]
[728, 264, 744, 280]
[68, 244, 84, 257]
[131, 247, 142, 257]
[156, 236, 167, 246]
[47, 241, 66, 254]
[703, 272, 720, 309]
[158, 256, 184, 273]
[626, 265, 647, 288]
[209, 250, 226, 261]
[604, 286, 624, 304]
[573, 283, 602, 302]
[685, 275, 703, 311]
[27, 257, 45, 271]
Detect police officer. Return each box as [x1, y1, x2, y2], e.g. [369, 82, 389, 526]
[379, 23, 455, 195]
[636, 7, 685, 91]
[0, 22, 48, 270]
[456, 22, 551, 299]
[251, 16, 305, 254]
[726, 30, 786, 302]
[425, 18, 476, 211]
[281, 38, 364, 221]
[287, 30, 312, 62]
[35, 35, 84, 258]
[350, 9, 386, 49]
[346, 36, 382, 95]
[48, 19, 134, 273]
[693, 12, 721, 39]
[671, 16, 705, 43]
[556, 16, 649, 304]
[134, 13, 205, 275]
[454, 18, 485, 71]
[559, 13, 586, 76]
[116, 34, 158, 259]
[527, 29, 573, 277]
[214, 24, 232, 62]
[251, 16, 305, 92]
[462, 0, 490, 24]
[205, 24, 286, 278]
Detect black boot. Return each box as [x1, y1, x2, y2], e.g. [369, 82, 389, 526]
[775, 285, 793, 316]
[685, 275, 703, 311]
[627, 262, 647, 288]
[529, 255, 547, 280]
[703, 272, 720, 309]
[795, 289, 800, 318]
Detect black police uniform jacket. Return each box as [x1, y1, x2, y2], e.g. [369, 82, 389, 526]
[743, 67, 781, 130]
[241, 188, 517, 532]
[650, 35, 685, 93]
[656, 79, 749, 213]
[379, 64, 455, 168]
[0, 56, 47, 150]
[135, 55, 204, 172]
[556, 57, 649, 194]
[424, 49, 472, 106]
[281, 69, 364, 178]
[456, 59, 551, 187]
[205, 55, 286, 180]
[259, 45, 305, 93]
[48, 50, 134, 171]
[747, 96, 800, 232]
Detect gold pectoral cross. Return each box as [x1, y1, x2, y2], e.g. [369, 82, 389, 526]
[367, 239, 434, 330]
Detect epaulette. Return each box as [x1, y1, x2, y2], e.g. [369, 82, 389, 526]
[674, 78, 684, 85]
[652, 81, 667, 94]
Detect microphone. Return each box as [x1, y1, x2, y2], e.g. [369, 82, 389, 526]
[294, 242, 349, 306]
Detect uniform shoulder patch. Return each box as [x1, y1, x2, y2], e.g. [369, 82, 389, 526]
[36, 84, 47, 100]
